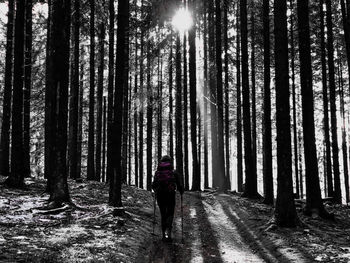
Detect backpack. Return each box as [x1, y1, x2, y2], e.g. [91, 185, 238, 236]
[153, 162, 176, 193]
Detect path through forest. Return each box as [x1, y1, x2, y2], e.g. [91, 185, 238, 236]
[142, 192, 310, 263]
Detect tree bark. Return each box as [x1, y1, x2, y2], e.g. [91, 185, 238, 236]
[0, 0, 14, 177]
[23, 0, 33, 178]
[109, 0, 128, 207]
[146, 39, 153, 191]
[6, 0, 26, 188]
[326, 0, 342, 204]
[68, 0, 80, 180]
[183, 29, 189, 191]
[274, 0, 298, 227]
[87, 0, 96, 181]
[189, 0, 200, 191]
[262, 0, 273, 205]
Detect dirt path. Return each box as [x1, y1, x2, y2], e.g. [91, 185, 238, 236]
[143, 192, 311, 263]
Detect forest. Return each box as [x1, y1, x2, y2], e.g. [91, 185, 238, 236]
[0, 0, 350, 262]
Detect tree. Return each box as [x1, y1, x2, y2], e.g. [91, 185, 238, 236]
[297, 0, 331, 218]
[326, 0, 342, 203]
[109, 0, 129, 208]
[146, 38, 153, 191]
[68, 0, 80, 180]
[340, 0, 350, 84]
[189, 0, 200, 191]
[215, 0, 226, 191]
[274, 0, 298, 227]
[5, 0, 26, 188]
[241, 0, 258, 198]
[319, 0, 333, 197]
[87, 0, 96, 181]
[0, 0, 14, 178]
[262, 0, 273, 205]
[23, 0, 33, 178]
[236, 4, 243, 192]
[107, 0, 115, 183]
[47, 0, 71, 206]
[168, 33, 174, 160]
[96, 16, 106, 182]
[183, 16, 189, 191]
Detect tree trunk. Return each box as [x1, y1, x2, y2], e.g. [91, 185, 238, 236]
[139, 0, 145, 189]
[290, 0, 300, 199]
[175, 30, 184, 183]
[319, 0, 333, 198]
[183, 30, 189, 191]
[133, 0, 138, 186]
[250, 0, 257, 190]
[274, 0, 298, 227]
[236, 5, 243, 192]
[0, 0, 14, 177]
[338, 60, 350, 204]
[6, 0, 26, 188]
[326, 0, 342, 204]
[157, 50, 163, 161]
[203, 0, 209, 189]
[340, 0, 350, 86]
[48, 0, 71, 206]
[146, 39, 153, 191]
[297, 0, 330, 218]
[87, 0, 96, 181]
[208, 0, 217, 188]
[77, 54, 84, 180]
[241, 0, 257, 198]
[107, 0, 115, 184]
[23, 0, 33, 178]
[109, 0, 128, 207]
[223, 0, 231, 190]
[215, 0, 226, 191]
[262, 0, 273, 205]
[189, 0, 200, 191]
[169, 33, 174, 160]
[68, 0, 80, 180]
[96, 21, 106, 182]
[102, 96, 107, 182]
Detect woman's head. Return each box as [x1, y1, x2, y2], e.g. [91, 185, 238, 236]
[160, 155, 172, 163]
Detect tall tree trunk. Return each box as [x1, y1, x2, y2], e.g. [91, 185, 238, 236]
[96, 21, 106, 182]
[203, 0, 209, 189]
[102, 96, 107, 182]
[236, 5, 243, 192]
[0, 0, 14, 177]
[48, 0, 71, 206]
[87, 0, 96, 181]
[250, 0, 257, 189]
[169, 34, 174, 160]
[157, 50, 163, 160]
[68, 0, 80, 180]
[326, 0, 342, 204]
[189, 0, 200, 191]
[241, 0, 257, 198]
[290, 0, 300, 198]
[23, 0, 33, 178]
[6, 0, 26, 188]
[262, 0, 273, 205]
[77, 52, 84, 181]
[215, 0, 226, 191]
[338, 60, 350, 204]
[208, 0, 217, 188]
[133, 1, 139, 186]
[139, 0, 145, 189]
[109, 0, 128, 207]
[223, 0, 231, 190]
[320, 0, 333, 198]
[274, 0, 298, 227]
[122, 7, 130, 184]
[183, 30, 189, 191]
[297, 0, 331, 218]
[175, 30, 184, 184]
[107, 0, 115, 184]
[146, 39, 153, 191]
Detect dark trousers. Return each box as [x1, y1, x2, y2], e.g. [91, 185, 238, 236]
[156, 191, 176, 235]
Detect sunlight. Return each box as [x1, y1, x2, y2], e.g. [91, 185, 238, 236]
[171, 7, 193, 33]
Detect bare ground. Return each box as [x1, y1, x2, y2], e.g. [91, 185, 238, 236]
[1, 177, 350, 263]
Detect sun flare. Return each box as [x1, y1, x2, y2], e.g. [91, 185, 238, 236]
[172, 7, 193, 32]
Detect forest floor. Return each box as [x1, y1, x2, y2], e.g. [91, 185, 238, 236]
[0, 176, 350, 263]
